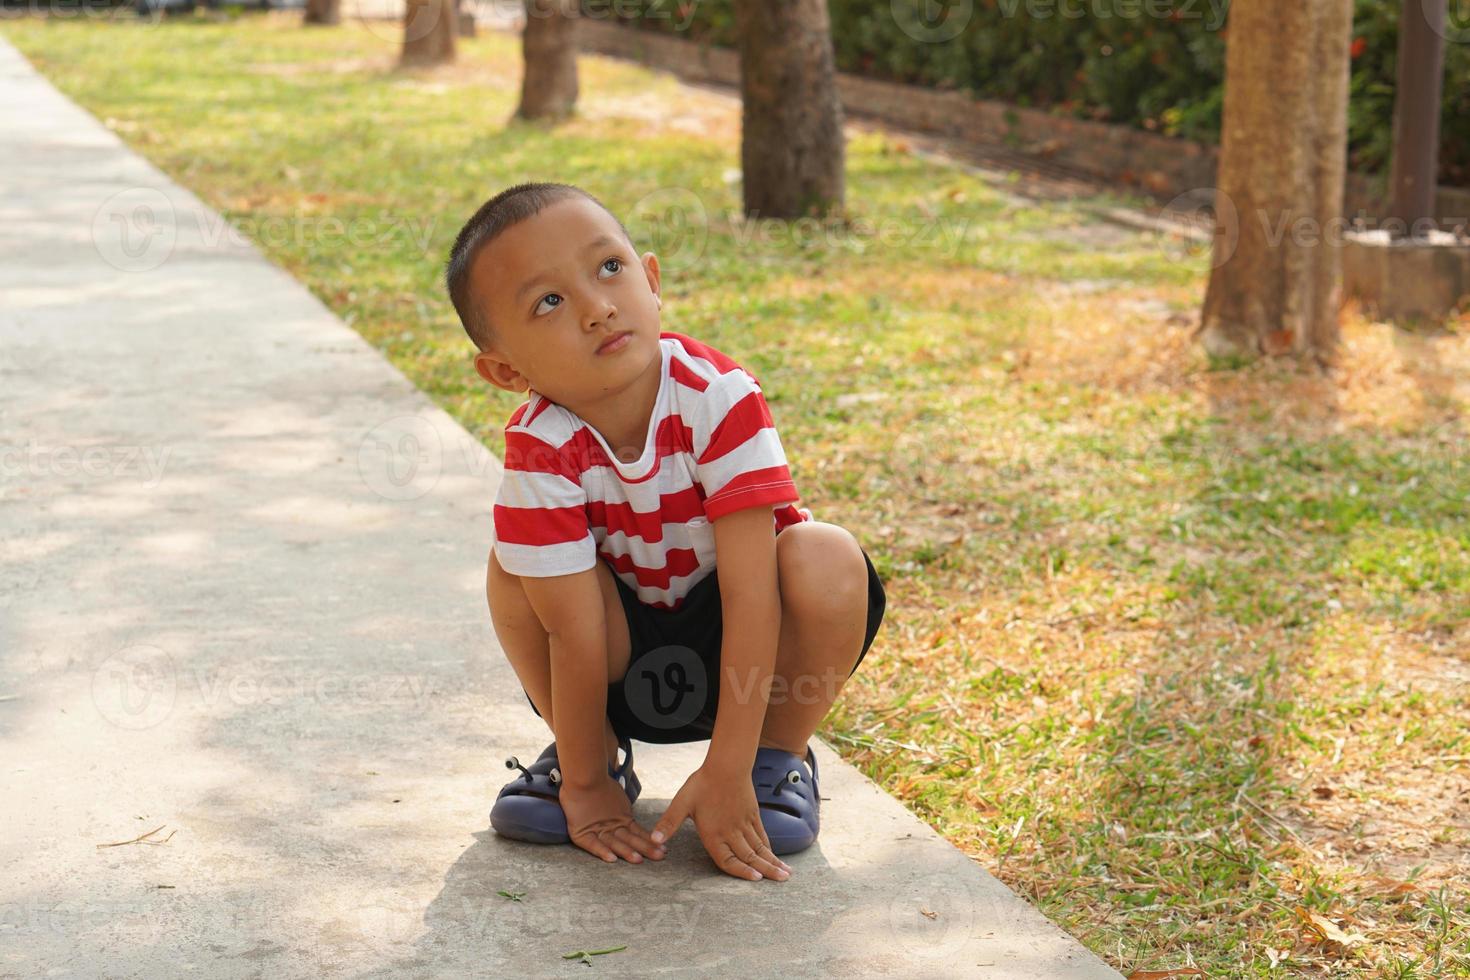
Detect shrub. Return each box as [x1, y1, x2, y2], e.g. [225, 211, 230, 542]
[590, 0, 1469, 188]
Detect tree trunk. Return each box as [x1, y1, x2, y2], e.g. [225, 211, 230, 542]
[400, 0, 457, 67]
[303, 0, 339, 26]
[1197, 0, 1353, 363]
[516, 0, 579, 121]
[734, 0, 845, 220]
[457, 0, 477, 39]
[1388, 0, 1446, 238]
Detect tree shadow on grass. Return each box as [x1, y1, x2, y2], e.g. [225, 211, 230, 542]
[1041, 333, 1470, 973]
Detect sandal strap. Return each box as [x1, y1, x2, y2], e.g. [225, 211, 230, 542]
[496, 743, 561, 801]
[750, 744, 819, 821]
[608, 732, 634, 783]
[498, 736, 637, 799]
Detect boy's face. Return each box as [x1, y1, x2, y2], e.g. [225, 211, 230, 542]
[469, 197, 663, 411]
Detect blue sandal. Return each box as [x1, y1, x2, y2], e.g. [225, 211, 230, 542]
[751, 744, 820, 854]
[490, 734, 641, 845]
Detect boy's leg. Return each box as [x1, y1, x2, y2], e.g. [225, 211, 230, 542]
[757, 521, 873, 755]
[486, 547, 633, 767]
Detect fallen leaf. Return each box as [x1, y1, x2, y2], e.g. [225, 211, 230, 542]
[1364, 877, 1420, 900]
[1126, 970, 1203, 980]
[920, 908, 938, 920]
[1297, 908, 1368, 948]
[1263, 328, 1296, 356]
[562, 945, 627, 963]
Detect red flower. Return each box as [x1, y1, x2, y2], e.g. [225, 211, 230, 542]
[1351, 36, 1368, 58]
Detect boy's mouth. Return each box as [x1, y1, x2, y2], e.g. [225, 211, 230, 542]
[596, 331, 632, 354]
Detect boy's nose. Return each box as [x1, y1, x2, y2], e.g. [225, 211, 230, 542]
[581, 297, 617, 331]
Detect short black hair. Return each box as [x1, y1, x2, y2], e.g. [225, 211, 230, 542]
[444, 182, 634, 352]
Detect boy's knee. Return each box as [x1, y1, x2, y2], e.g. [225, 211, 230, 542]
[777, 522, 866, 612]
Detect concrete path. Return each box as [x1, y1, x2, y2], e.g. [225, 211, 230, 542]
[0, 35, 1120, 979]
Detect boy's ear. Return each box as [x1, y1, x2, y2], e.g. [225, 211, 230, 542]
[640, 250, 661, 299]
[473, 351, 530, 394]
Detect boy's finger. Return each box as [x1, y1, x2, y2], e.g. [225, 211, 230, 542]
[746, 822, 793, 875]
[745, 822, 792, 874]
[714, 843, 763, 881]
[623, 822, 667, 855]
[614, 825, 665, 860]
[603, 831, 645, 864]
[613, 820, 661, 849]
[571, 833, 619, 864]
[740, 830, 790, 880]
[651, 801, 687, 844]
[747, 853, 789, 880]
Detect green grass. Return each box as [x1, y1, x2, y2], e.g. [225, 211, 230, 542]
[6, 11, 1467, 976]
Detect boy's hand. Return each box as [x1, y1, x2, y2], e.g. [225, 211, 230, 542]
[560, 775, 667, 865]
[651, 764, 792, 881]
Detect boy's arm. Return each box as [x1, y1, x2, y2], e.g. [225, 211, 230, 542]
[518, 568, 610, 789]
[493, 428, 660, 862]
[519, 567, 664, 865]
[703, 504, 783, 776]
[650, 502, 790, 880]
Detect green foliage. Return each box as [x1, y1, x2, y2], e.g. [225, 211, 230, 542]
[599, 0, 1470, 186]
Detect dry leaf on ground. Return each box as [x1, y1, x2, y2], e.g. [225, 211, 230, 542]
[1297, 908, 1369, 948]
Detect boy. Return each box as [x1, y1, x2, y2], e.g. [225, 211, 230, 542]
[445, 182, 886, 882]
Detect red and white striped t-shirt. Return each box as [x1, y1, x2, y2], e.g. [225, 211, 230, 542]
[491, 331, 812, 611]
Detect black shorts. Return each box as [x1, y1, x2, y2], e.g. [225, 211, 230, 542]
[522, 545, 886, 745]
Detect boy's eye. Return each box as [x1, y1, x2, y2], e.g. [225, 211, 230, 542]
[531, 260, 620, 316]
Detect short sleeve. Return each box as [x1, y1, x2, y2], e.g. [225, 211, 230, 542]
[693, 370, 801, 522]
[492, 428, 596, 577]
